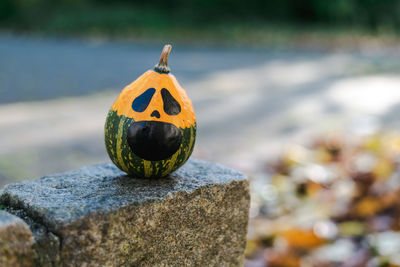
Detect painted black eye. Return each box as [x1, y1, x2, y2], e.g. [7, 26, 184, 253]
[161, 88, 181, 115]
[132, 88, 156, 112]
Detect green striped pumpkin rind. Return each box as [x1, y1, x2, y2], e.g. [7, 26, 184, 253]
[104, 110, 196, 178]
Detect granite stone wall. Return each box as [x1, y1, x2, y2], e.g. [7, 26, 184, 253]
[0, 159, 250, 266]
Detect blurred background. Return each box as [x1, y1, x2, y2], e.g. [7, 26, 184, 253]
[2, 0, 400, 266]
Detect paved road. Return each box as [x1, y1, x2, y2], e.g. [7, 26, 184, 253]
[1, 34, 400, 186]
[0, 34, 313, 103]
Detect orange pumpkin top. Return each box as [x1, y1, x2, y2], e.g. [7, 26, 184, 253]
[110, 45, 196, 129]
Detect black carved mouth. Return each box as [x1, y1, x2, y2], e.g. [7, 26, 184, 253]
[127, 121, 182, 161]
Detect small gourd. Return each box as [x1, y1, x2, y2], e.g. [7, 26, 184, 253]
[104, 44, 196, 178]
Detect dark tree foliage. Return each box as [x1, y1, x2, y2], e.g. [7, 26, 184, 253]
[2, 0, 400, 32]
[88, 0, 400, 29]
[0, 0, 17, 22]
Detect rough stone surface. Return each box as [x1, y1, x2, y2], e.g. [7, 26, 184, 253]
[0, 159, 250, 266]
[6, 207, 61, 266]
[0, 210, 34, 267]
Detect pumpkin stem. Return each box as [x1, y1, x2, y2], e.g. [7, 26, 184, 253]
[154, 44, 172, 74]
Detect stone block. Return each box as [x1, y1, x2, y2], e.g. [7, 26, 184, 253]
[0, 159, 250, 266]
[0, 210, 34, 267]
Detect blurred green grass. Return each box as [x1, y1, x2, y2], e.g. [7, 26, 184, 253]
[2, 0, 400, 46]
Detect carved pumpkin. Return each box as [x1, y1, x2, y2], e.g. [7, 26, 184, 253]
[105, 45, 196, 178]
